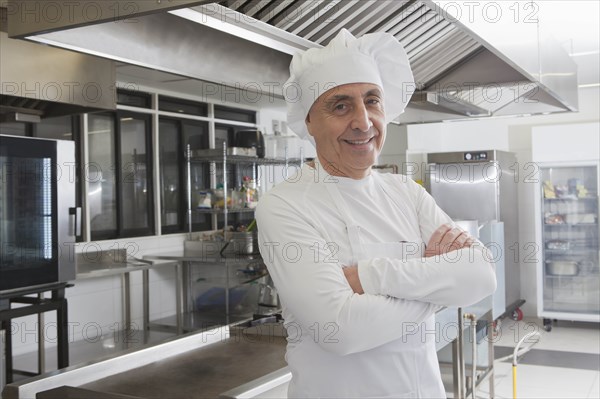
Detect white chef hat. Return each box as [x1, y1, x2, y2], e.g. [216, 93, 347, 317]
[284, 29, 415, 141]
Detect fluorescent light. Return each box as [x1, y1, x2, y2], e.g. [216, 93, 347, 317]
[578, 83, 600, 88]
[570, 50, 600, 57]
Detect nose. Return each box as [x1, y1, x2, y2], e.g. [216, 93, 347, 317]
[350, 103, 372, 132]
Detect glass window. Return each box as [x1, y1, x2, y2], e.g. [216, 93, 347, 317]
[159, 96, 207, 117]
[88, 112, 154, 240]
[215, 124, 234, 150]
[0, 122, 28, 136]
[120, 116, 152, 233]
[35, 115, 75, 140]
[214, 105, 256, 123]
[88, 114, 118, 237]
[117, 89, 152, 108]
[159, 119, 181, 233]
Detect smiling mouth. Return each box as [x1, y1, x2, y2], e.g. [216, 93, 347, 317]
[343, 137, 375, 145]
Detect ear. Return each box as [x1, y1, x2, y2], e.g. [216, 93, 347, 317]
[304, 112, 314, 136]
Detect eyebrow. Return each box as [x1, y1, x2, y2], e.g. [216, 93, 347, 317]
[324, 89, 383, 105]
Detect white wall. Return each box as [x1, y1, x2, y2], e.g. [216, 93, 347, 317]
[404, 86, 600, 318]
[379, 123, 408, 172]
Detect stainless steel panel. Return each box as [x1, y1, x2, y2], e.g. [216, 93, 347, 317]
[56, 139, 76, 282]
[428, 162, 499, 222]
[427, 151, 520, 313]
[283, 1, 332, 34]
[0, 31, 116, 117]
[28, 13, 292, 99]
[496, 152, 520, 308]
[271, 1, 320, 31]
[480, 222, 506, 320]
[300, 0, 359, 43]
[6, 0, 212, 37]
[428, 150, 500, 164]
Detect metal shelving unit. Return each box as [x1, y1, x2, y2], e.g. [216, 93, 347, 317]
[185, 142, 304, 238]
[173, 143, 304, 328]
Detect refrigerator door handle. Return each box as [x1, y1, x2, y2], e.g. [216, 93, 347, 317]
[69, 207, 82, 237]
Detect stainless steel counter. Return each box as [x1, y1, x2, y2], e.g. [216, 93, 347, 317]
[4, 325, 288, 399]
[144, 250, 261, 264]
[81, 330, 287, 399]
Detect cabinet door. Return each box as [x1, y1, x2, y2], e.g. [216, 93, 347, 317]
[541, 165, 599, 316]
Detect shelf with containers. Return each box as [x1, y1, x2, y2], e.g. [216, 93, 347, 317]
[185, 141, 305, 237]
[170, 142, 305, 330]
[536, 163, 599, 328]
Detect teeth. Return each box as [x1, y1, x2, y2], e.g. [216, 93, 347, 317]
[346, 138, 372, 144]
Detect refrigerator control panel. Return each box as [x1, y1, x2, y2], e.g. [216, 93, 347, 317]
[463, 151, 489, 161]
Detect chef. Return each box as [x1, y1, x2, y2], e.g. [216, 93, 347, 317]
[256, 29, 497, 398]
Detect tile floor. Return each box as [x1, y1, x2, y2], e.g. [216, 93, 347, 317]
[474, 317, 599, 399]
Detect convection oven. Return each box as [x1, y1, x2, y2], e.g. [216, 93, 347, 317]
[0, 135, 78, 294]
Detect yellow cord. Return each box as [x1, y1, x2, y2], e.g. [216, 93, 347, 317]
[512, 365, 517, 399]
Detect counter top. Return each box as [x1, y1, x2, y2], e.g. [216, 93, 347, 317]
[76, 259, 178, 280]
[80, 328, 288, 399]
[144, 250, 263, 264]
[37, 386, 144, 399]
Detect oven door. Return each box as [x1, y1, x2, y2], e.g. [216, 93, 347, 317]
[0, 135, 76, 293]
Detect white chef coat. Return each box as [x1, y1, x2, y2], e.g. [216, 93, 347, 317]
[256, 162, 497, 398]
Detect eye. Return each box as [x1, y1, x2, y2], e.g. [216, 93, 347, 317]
[333, 103, 348, 112]
[366, 97, 381, 106]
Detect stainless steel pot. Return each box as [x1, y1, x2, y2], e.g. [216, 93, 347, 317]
[224, 231, 259, 255]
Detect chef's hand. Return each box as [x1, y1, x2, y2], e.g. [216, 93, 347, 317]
[424, 224, 475, 258]
[343, 265, 364, 295]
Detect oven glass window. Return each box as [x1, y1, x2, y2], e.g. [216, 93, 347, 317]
[0, 136, 58, 291]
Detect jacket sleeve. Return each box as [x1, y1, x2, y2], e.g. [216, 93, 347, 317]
[256, 193, 442, 356]
[357, 180, 497, 307]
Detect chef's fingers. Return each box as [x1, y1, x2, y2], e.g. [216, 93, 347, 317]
[451, 231, 471, 250]
[438, 227, 465, 249]
[427, 224, 453, 247]
[425, 224, 459, 257]
[464, 237, 476, 247]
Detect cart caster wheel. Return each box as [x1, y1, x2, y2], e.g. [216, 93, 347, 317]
[511, 308, 524, 321]
[493, 319, 501, 336]
[543, 318, 553, 332]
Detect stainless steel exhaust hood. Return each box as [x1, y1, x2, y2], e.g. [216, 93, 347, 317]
[0, 10, 116, 119]
[207, 0, 578, 123]
[11, 0, 578, 123]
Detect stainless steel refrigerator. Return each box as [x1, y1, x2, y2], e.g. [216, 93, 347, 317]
[426, 150, 519, 316]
